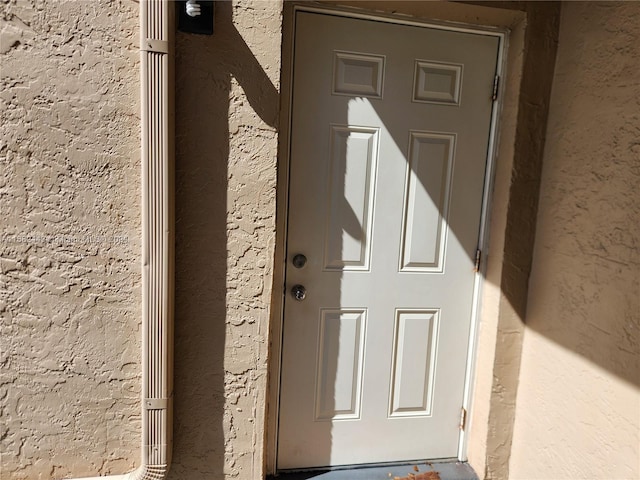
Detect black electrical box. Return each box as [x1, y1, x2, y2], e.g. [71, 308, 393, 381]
[177, 1, 214, 35]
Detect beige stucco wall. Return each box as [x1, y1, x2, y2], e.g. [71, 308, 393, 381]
[2, 0, 283, 478]
[1, 1, 141, 478]
[171, 1, 281, 479]
[509, 2, 640, 479]
[2, 0, 282, 478]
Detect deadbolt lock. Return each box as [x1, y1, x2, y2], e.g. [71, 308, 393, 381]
[292, 254, 307, 268]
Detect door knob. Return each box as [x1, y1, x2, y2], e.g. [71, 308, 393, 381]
[292, 254, 307, 268]
[291, 284, 306, 301]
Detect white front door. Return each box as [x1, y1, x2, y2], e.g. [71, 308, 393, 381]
[278, 10, 500, 470]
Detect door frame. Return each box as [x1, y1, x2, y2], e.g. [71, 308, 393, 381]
[266, 3, 508, 473]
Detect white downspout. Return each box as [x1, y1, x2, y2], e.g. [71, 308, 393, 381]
[71, 1, 175, 478]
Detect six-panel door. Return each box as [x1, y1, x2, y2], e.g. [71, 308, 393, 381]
[278, 11, 500, 469]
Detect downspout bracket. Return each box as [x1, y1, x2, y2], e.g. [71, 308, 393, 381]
[144, 398, 170, 410]
[142, 39, 169, 54]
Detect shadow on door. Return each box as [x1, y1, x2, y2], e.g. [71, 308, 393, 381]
[275, 9, 500, 472]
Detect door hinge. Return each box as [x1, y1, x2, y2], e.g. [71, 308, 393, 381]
[474, 248, 482, 273]
[492, 74, 500, 101]
[459, 407, 467, 430]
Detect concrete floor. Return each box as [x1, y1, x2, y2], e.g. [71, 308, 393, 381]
[267, 461, 478, 480]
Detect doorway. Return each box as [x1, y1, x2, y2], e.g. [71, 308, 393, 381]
[275, 7, 502, 471]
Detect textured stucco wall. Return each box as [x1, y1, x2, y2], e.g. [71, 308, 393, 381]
[7, 1, 638, 480]
[2, 0, 282, 478]
[1, 1, 141, 479]
[478, 4, 560, 479]
[509, 3, 640, 479]
[172, 1, 281, 479]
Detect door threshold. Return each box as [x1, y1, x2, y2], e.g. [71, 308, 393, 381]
[267, 461, 478, 480]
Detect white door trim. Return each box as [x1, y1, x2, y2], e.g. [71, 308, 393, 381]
[267, 4, 507, 473]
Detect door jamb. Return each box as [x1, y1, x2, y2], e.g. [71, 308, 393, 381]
[266, 3, 508, 474]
